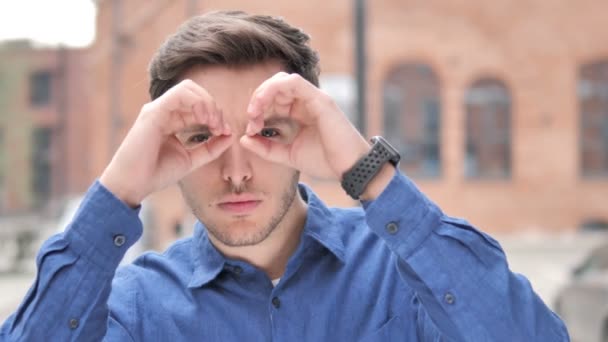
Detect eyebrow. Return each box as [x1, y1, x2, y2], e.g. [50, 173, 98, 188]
[264, 116, 296, 128]
[178, 124, 211, 134]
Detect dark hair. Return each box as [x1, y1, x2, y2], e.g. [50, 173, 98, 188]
[148, 10, 320, 100]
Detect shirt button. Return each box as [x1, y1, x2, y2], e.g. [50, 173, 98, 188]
[113, 234, 126, 247]
[69, 318, 79, 329]
[444, 292, 455, 305]
[386, 222, 399, 234]
[271, 296, 281, 309]
[234, 266, 243, 275]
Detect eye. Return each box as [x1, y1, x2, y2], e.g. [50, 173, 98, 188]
[258, 128, 279, 138]
[187, 133, 211, 144]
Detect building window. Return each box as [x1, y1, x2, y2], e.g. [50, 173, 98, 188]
[29, 71, 52, 106]
[579, 59, 608, 177]
[31, 127, 52, 205]
[465, 78, 511, 179]
[0, 128, 4, 209]
[383, 63, 441, 177]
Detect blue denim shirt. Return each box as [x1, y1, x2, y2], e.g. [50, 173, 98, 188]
[1, 171, 569, 341]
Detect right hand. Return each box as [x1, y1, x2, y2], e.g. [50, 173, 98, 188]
[99, 79, 233, 207]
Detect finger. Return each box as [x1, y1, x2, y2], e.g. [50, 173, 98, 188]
[163, 109, 199, 135]
[272, 92, 294, 116]
[247, 72, 289, 119]
[248, 73, 315, 119]
[245, 114, 265, 136]
[182, 78, 211, 99]
[156, 79, 204, 113]
[239, 135, 292, 166]
[246, 73, 319, 136]
[214, 109, 232, 136]
[192, 101, 208, 125]
[207, 104, 223, 136]
[245, 92, 293, 136]
[183, 87, 217, 134]
[245, 73, 289, 135]
[183, 80, 220, 127]
[188, 134, 233, 170]
[161, 80, 220, 133]
[222, 115, 232, 135]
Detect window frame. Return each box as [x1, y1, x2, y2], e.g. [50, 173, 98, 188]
[464, 77, 512, 180]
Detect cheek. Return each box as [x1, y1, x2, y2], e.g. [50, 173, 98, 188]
[181, 170, 206, 188]
[250, 157, 291, 180]
[179, 167, 218, 199]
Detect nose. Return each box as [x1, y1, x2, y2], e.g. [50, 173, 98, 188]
[220, 139, 253, 188]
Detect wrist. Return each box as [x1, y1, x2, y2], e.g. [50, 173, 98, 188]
[99, 169, 143, 208]
[340, 136, 401, 200]
[359, 164, 396, 201]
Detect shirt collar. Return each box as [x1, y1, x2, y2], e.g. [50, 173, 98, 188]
[188, 222, 226, 288]
[188, 183, 346, 289]
[298, 183, 346, 263]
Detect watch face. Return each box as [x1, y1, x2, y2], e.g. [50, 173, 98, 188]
[372, 136, 401, 164]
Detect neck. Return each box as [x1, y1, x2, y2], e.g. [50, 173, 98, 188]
[209, 192, 308, 280]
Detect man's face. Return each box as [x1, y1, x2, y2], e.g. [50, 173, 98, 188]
[177, 62, 301, 247]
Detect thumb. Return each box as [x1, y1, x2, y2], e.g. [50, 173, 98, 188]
[240, 135, 292, 166]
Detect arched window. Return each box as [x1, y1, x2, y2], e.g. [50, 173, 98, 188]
[464, 78, 511, 178]
[383, 63, 441, 177]
[579, 60, 608, 177]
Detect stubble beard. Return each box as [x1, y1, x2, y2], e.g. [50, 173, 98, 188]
[184, 172, 300, 247]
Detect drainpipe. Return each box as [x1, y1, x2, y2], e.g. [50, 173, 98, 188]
[354, 0, 367, 135]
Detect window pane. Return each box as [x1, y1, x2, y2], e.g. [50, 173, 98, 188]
[383, 63, 441, 177]
[31, 127, 52, 206]
[30, 71, 52, 106]
[465, 78, 511, 179]
[580, 60, 608, 177]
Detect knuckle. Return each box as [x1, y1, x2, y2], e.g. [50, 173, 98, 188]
[204, 93, 215, 105]
[318, 90, 332, 103]
[318, 91, 337, 108]
[287, 73, 301, 82]
[140, 102, 155, 115]
[180, 78, 195, 87]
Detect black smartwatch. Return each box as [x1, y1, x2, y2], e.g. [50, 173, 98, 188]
[341, 136, 401, 200]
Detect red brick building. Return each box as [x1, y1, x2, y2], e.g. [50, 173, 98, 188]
[0, 40, 91, 213]
[4, 0, 608, 248]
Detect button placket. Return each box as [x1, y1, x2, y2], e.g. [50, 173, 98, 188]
[233, 266, 243, 275]
[271, 296, 281, 309]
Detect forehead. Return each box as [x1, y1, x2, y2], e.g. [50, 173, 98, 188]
[181, 61, 283, 110]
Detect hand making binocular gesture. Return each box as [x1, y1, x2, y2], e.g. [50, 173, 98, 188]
[100, 71, 379, 208]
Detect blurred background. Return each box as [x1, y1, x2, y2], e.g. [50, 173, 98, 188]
[0, 0, 607, 340]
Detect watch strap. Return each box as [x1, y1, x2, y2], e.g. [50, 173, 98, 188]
[341, 140, 396, 200]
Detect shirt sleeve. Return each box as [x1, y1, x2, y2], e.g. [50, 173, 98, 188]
[0, 180, 142, 342]
[363, 170, 570, 341]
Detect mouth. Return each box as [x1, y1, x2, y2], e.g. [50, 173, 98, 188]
[217, 200, 262, 215]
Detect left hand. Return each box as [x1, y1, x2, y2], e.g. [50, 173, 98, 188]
[240, 72, 370, 180]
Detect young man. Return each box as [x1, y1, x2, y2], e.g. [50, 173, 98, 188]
[1, 11, 568, 341]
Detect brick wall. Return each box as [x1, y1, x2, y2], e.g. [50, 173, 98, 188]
[63, 0, 608, 247]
